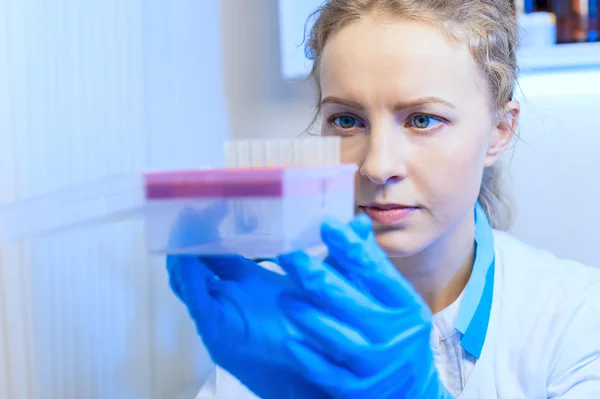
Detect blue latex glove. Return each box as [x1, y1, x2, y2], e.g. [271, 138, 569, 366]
[276, 215, 454, 399]
[166, 207, 329, 399]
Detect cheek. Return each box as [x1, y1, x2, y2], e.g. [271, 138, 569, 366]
[412, 135, 487, 212]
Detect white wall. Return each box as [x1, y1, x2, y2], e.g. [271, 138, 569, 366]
[0, 1, 226, 398]
[510, 69, 600, 267]
[221, 0, 316, 141]
[277, 0, 322, 80]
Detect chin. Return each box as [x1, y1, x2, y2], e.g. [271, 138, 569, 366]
[373, 226, 430, 258]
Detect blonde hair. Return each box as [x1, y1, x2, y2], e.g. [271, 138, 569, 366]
[305, 0, 519, 231]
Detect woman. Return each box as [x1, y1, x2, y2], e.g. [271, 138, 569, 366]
[167, 0, 600, 397]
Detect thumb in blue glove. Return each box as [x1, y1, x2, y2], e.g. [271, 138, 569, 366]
[276, 214, 454, 399]
[166, 207, 330, 399]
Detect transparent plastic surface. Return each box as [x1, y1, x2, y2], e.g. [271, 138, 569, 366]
[0, 164, 357, 258]
[0, 174, 145, 240]
[149, 164, 357, 257]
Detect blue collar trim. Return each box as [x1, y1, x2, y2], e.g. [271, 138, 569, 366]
[454, 202, 496, 359]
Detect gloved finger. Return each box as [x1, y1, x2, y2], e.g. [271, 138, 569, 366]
[324, 215, 372, 279]
[168, 253, 220, 335]
[284, 339, 353, 393]
[319, 216, 394, 305]
[285, 339, 420, 399]
[204, 278, 301, 353]
[280, 294, 367, 364]
[165, 203, 229, 300]
[166, 254, 195, 301]
[349, 214, 372, 240]
[166, 202, 229, 251]
[199, 254, 258, 281]
[277, 251, 393, 341]
[323, 218, 373, 296]
[280, 294, 412, 377]
[323, 253, 376, 302]
[194, 278, 248, 344]
[321, 215, 423, 308]
[284, 340, 368, 398]
[167, 255, 254, 304]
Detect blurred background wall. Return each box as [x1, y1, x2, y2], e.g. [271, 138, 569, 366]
[222, 0, 316, 141]
[0, 1, 227, 398]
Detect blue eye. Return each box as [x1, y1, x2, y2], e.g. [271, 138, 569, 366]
[332, 115, 364, 129]
[409, 115, 442, 129]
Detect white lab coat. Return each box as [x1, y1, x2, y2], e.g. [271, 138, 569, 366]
[194, 229, 600, 398]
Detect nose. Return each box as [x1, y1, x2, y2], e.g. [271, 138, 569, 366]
[359, 123, 408, 185]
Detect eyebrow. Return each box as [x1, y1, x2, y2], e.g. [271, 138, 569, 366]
[321, 96, 456, 111]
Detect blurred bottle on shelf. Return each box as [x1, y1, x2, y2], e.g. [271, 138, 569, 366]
[517, 0, 557, 48]
[535, 0, 551, 11]
[552, 0, 599, 43]
[590, 0, 599, 41]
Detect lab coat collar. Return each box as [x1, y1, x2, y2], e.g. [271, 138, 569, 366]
[454, 202, 495, 359]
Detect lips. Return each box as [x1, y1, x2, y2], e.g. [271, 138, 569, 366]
[359, 204, 418, 225]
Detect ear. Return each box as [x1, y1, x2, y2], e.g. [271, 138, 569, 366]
[484, 101, 520, 167]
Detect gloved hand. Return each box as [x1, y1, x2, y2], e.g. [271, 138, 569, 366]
[276, 215, 454, 399]
[166, 207, 329, 399]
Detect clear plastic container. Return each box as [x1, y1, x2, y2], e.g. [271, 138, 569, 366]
[0, 164, 357, 258]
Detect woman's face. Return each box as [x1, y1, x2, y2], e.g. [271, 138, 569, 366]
[319, 18, 517, 257]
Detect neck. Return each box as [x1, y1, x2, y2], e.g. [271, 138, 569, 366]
[390, 212, 476, 314]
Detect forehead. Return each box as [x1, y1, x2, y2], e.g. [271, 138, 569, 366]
[319, 17, 485, 103]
